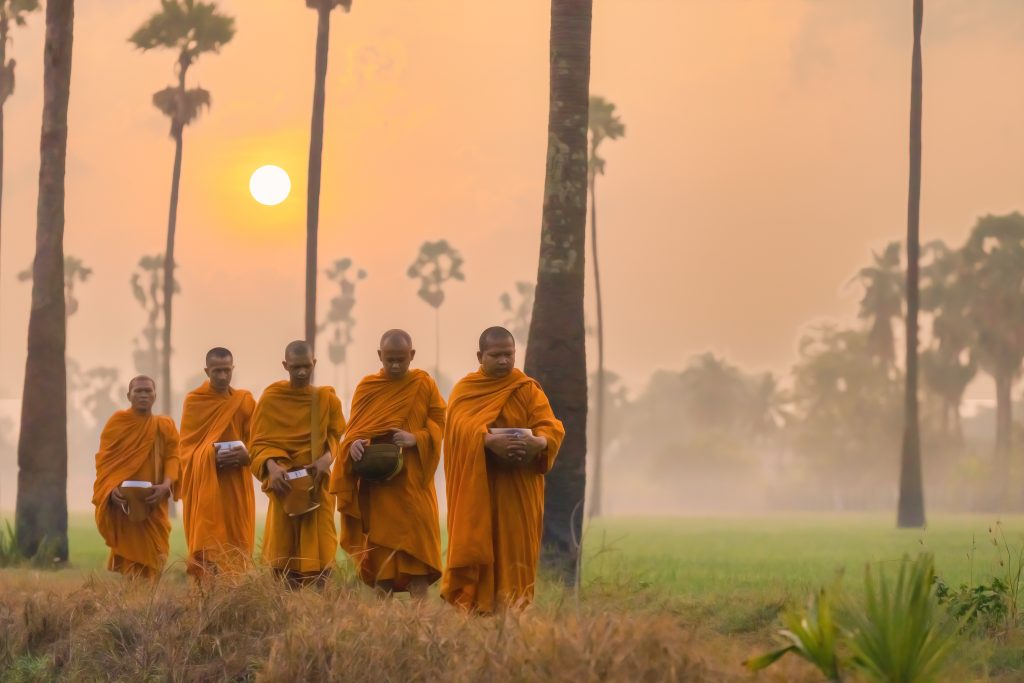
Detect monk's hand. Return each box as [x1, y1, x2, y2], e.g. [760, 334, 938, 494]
[350, 439, 370, 462]
[390, 430, 416, 448]
[484, 433, 513, 458]
[523, 435, 548, 459]
[227, 444, 250, 468]
[266, 460, 292, 496]
[144, 482, 172, 504]
[311, 452, 332, 490]
[110, 487, 128, 507]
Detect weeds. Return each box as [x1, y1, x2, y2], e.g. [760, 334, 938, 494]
[746, 553, 957, 683]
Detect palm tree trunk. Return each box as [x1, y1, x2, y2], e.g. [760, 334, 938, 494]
[435, 306, 441, 380]
[897, 0, 925, 529]
[588, 169, 604, 519]
[162, 129, 182, 418]
[15, 0, 74, 562]
[161, 63, 187, 420]
[524, 0, 592, 585]
[995, 371, 1012, 504]
[306, 4, 331, 353]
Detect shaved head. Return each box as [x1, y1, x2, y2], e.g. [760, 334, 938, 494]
[380, 329, 413, 349]
[128, 375, 156, 392]
[479, 326, 515, 352]
[378, 329, 416, 379]
[285, 340, 313, 359]
[205, 347, 233, 366]
[283, 340, 315, 388]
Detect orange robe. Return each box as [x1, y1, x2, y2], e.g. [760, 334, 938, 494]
[330, 369, 445, 591]
[440, 368, 565, 613]
[179, 381, 257, 578]
[250, 381, 345, 575]
[93, 410, 181, 579]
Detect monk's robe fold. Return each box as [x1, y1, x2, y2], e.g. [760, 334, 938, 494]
[440, 368, 565, 613]
[250, 381, 345, 574]
[329, 369, 445, 589]
[180, 382, 257, 577]
[93, 411, 181, 578]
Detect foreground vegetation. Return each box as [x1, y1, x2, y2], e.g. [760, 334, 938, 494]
[0, 514, 1021, 681]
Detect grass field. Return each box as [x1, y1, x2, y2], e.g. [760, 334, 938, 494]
[2, 512, 1023, 681]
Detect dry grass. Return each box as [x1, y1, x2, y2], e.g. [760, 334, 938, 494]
[0, 569, 825, 683]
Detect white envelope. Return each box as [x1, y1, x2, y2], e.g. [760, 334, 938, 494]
[214, 440, 245, 453]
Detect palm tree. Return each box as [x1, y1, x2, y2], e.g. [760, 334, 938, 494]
[499, 281, 535, 347]
[523, 0, 592, 585]
[851, 242, 904, 369]
[130, 253, 178, 380]
[130, 0, 234, 416]
[586, 95, 624, 520]
[18, 254, 91, 322]
[304, 0, 352, 352]
[919, 240, 975, 440]
[407, 239, 465, 380]
[15, 0, 73, 563]
[320, 257, 366, 401]
[960, 213, 1024, 502]
[897, 0, 925, 529]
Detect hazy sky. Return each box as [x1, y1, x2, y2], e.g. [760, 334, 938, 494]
[2, 0, 1023, 408]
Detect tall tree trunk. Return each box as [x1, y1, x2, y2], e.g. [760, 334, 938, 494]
[588, 168, 604, 519]
[897, 0, 925, 529]
[524, 0, 592, 585]
[994, 371, 1012, 504]
[162, 128, 182, 418]
[161, 64, 187, 419]
[15, 0, 74, 562]
[306, 4, 331, 353]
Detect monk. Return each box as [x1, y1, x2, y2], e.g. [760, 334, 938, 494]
[250, 340, 345, 586]
[179, 347, 257, 581]
[330, 329, 445, 599]
[441, 327, 565, 613]
[93, 375, 181, 580]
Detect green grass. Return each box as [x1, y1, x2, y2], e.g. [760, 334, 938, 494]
[12, 512, 1024, 592]
[581, 514, 1023, 596]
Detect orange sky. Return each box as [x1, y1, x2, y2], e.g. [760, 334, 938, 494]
[2, 0, 1024, 408]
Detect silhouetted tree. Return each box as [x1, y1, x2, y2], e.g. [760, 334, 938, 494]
[18, 254, 91, 321]
[586, 95, 624, 519]
[407, 239, 465, 379]
[130, 254, 178, 383]
[919, 240, 975, 440]
[320, 257, 365, 401]
[130, 0, 234, 414]
[499, 281, 535, 347]
[15, 0, 73, 563]
[851, 242, 903, 369]
[960, 213, 1024, 503]
[304, 0, 352, 351]
[524, 0, 592, 585]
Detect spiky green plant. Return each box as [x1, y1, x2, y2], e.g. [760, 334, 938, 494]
[846, 554, 956, 683]
[743, 587, 841, 681]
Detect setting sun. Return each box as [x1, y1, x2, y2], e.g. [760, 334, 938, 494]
[249, 165, 291, 206]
